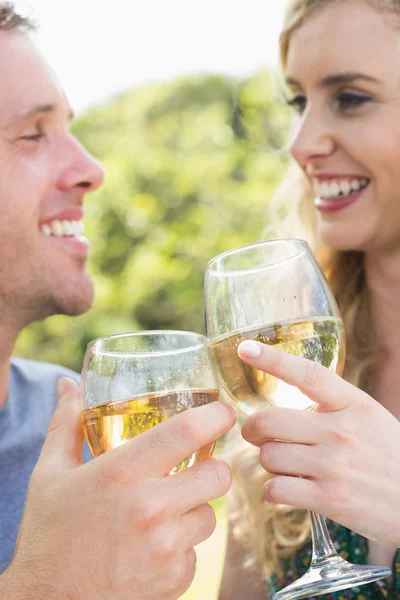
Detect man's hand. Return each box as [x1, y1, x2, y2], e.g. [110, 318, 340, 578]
[237, 340, 400, 547]
[3, 378, 235, 600]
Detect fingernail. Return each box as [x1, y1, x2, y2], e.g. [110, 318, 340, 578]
[238, 341, 262, 358]
[56, 378, 68, 404]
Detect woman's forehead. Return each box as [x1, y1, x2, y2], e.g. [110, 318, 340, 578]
[285, 0, 400, 87]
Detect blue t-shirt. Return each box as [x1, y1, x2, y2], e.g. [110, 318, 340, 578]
[0, 358, 82, 573]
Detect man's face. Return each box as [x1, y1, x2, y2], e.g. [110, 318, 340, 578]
[0, 31, 104, 328]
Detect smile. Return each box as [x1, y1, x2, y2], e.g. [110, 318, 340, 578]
[313, 177, 370, 200]
[40, 220, 85, 238]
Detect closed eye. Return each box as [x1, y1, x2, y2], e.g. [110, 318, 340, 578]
[19, 133, 45, 141]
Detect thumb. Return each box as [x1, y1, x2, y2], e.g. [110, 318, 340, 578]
[39, 377, 84, 468]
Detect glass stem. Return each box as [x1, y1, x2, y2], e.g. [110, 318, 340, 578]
[309, 511, 340, 566]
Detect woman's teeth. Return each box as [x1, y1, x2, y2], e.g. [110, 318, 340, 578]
[313, 178, 369, 200]
[41, 220, 85, 238]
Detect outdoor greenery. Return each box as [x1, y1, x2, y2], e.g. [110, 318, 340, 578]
[14, 69, 291, 370]
[13, 70, 292, 598]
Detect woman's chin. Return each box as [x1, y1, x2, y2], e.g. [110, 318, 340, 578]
[317, 224, 369, 253]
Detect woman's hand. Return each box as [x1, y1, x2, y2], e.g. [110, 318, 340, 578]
[238, 339, 400, 546]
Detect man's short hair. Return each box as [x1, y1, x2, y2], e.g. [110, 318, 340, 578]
[0, 2, 36, 32]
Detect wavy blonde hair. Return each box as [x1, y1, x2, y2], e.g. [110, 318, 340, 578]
[230, 0, 392, 580]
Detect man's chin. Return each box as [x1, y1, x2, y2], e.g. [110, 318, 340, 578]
[52, 278, 95, 317]
[62, 297, 94, 317]
[63, 290, 95, 317]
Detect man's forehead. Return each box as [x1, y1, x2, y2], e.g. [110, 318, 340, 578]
[0, 30, 71, 127]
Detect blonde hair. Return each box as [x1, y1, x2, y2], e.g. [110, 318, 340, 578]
[230, 0, 391, 579]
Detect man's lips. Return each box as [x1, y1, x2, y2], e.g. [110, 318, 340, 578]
[45, 233, 90, 260]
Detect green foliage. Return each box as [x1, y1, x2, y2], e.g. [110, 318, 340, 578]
[14, 70, 291, 372]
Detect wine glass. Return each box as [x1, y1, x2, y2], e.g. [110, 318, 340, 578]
[204, 239, 391, 599]
[80, 330, 220, 473]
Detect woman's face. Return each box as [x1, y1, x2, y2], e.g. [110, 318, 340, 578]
[285, 0, 400, 254]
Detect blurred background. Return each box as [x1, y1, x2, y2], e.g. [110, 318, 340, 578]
[14, 1, 291, 597]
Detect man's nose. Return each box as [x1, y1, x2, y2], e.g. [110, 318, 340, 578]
[57, 136, 105, 193]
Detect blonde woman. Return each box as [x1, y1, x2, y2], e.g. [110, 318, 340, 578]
[219, 1, 400, 598]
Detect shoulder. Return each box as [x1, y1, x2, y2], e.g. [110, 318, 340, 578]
[11, 357, 80, 386]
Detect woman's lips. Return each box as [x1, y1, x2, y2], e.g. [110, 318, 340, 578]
[315, 186, 368, 214]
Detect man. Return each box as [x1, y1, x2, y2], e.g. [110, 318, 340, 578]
[0, 4, 235, 598]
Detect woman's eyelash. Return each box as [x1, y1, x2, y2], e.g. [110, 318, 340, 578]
[285, 94, 307, 114]
[284, 92, 373, 114]
[336, 92, 373, 109]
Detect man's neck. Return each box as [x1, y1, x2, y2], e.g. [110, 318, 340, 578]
[0, 324, 20, 407]
[0, 359, 11, 408]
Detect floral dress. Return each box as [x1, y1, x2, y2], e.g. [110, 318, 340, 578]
[267, 521, 400, 599]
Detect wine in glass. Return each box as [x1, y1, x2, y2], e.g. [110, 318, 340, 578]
[205, 239, 391, 599]
[80, 330, 220, 473]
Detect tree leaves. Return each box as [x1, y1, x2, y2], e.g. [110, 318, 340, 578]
[14, 70, 291, 371]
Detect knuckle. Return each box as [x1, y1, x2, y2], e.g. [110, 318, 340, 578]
[264, 477, 281, 504]
[319, 482, 349, 518]
[304, 361, 326, 388]
[155, 532, 180, 561]
[198, 504, 217, 540]
[176, 411, 204, 449]
[163, 552, 195, 597]
[259, 443, 277, 473]
[46, 411, 64, 436]
[140, 498, 169, 532]
[327, 420, 357, 447]
[355, 396, 374, 418]
[95, 457, 134, 489]
[251, 409, 273, 442]
[211, 460, 232, 495]
[257, 409, 273, 439]
[270, 349, 285, 371]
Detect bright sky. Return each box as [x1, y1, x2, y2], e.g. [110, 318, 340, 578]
[26, 0, 286, 114]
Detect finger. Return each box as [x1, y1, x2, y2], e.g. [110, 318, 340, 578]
[181, 503, 217, 548]
[182, 549, 197, 595]
[264, 476, 327, 514]
[159, 458, 232, 514]
[162, 548, 198, 599]
[242, 406, 323, 446]
[103, 402, 236, 479]
[39, 378, 84, 469]
[259, 441, 324, 479]
[238, 340, 361, 412]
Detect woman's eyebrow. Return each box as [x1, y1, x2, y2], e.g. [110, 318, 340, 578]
[285, 72, 380, 89]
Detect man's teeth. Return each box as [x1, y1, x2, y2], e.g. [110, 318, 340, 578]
[313, 178, 369, 200]
[41, 220, 85, 238]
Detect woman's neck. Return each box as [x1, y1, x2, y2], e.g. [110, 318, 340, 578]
[364, 251, 400, 416]
[365, 251, 400, 354]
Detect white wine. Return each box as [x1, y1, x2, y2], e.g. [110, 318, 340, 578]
[81, 389, 220, 473]
[211, 317, 345, 414]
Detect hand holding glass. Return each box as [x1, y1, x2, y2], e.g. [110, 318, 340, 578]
[80, 331, 220, 473]
[205, 239, 391, 599]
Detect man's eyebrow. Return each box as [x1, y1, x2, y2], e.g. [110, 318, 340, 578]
[285, 72, 380, 89]
[8, 103, 75, 125]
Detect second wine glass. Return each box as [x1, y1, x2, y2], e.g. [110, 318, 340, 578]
[204, 239, 391, 599]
